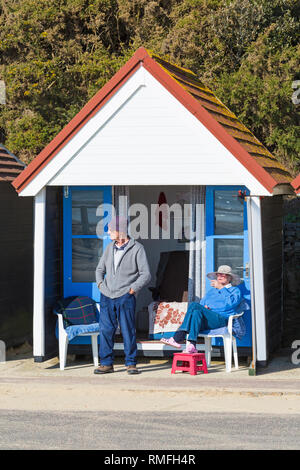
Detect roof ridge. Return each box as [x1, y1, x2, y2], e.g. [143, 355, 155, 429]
[147, 49, 198, 79]
[0, 144, 25, 166]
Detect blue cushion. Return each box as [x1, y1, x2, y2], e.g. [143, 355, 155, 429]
[232, 316, 246, 340]
[54, 296, 99, 328]
[149, 332, 175, 340]
[200, 326, 229, 336]
[65, 323, 100, 341]
[55, 321, 100, 341]
[200, 317, 246, 340]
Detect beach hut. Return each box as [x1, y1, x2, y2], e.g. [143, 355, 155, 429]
[12, 48, 294, 368]
[0, 144, 33, 347]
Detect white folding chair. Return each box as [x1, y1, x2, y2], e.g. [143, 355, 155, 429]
[55, 303, 100, 370]
[198, 300, 248, 373]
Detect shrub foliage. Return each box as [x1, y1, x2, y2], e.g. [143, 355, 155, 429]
[0, 0, 299, 173]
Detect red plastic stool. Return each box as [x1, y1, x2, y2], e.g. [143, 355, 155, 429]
[171, 352, 208, 376]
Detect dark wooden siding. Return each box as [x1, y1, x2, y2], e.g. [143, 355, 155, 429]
[44, 186, 63, 358]
[282, 197, 300, 347]
[261, 195, 284, 356]
[0, 182, 33, 347]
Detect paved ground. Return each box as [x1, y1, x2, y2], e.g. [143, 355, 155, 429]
[1, 409, 300, 450]
[0, 343, 300, 412]
[1, 343, 300, 450]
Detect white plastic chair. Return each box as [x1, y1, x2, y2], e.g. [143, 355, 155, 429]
[197, 301, 248, 373]
[55, 303, 100, 370]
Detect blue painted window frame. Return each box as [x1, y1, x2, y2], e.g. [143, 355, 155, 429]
[205, 186, 252, 348]
[63, 186, 112, 303]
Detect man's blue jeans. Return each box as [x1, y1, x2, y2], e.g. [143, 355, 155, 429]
[99, 292, 137, 366]
[178, 302, 228, 342]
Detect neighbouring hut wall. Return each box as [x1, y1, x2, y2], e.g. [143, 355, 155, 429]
[43, 186, 63, 359]
[261, 195, 284, 356]
[0, 183, 33, 347]
[282, 197, 300, 348]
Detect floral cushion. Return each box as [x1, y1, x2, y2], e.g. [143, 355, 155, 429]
[148, 301, 188, 339]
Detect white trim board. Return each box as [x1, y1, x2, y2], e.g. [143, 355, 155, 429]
[113, 342, 209, 358]
[33, 188, 46, 358]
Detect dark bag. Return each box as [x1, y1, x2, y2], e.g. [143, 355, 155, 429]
[54, 296, 98, 328]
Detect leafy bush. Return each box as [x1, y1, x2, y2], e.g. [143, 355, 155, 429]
[0, 0, 299, 173]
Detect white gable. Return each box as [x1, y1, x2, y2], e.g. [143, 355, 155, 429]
[20, 67, 271, 196]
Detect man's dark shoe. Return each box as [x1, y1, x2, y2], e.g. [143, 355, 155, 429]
[94, 365, 114, 374]
[127, 365, 140, 375]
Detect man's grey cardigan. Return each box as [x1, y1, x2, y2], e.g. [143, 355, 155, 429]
[95, 238, 151, 299]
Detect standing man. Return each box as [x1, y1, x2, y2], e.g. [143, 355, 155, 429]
[95, 216, 151, 375]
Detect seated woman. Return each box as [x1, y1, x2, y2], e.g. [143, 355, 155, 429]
[160, 265, 242, 354]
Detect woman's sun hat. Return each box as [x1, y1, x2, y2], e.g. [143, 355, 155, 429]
[207, 265, 241, 286]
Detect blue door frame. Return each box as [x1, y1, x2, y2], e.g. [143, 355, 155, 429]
[63, 186, 112, 344]
[205, 186, 252, 348]
[63, 185, 112, 301]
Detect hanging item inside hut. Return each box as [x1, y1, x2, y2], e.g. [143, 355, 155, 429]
[156, 191, 168, 230]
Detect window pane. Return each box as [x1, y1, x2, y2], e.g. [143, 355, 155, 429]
[214, 190, 244, 235]
[72, 190, 103, 235]
[72, 238, 103, 282]
[214, 239, 244, 280]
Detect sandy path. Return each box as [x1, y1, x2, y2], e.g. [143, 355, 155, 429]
[1, 380, 300, 415]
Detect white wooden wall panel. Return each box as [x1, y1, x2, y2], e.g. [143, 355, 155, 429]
[20, 67, 271, 196]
